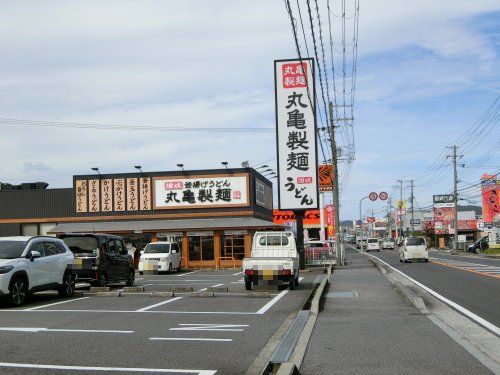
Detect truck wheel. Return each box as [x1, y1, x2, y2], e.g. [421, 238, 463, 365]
[289, 279, 295, 290]
[295, 275, 299, 286]
[245, 281, 252, 290]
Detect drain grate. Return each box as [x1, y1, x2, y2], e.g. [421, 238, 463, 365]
[326, 291, 359, 298]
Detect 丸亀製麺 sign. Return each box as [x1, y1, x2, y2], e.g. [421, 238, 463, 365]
[275, 58, 319, 210]
[153, 175, 249, 209]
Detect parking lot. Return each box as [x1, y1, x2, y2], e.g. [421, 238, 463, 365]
[0, 269, 315, 374]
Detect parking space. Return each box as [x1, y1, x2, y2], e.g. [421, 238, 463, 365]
[0, 268, 320, 374]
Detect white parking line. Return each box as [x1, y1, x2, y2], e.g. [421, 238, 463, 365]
[0, 327, 133, 334]
[171, 324, 248, 332]
[176, 270, 201, 277]
[0, 362, 216, 374]
[256, 290, 289, 315]
[25, 297, 90, 311]
[136, 297, 183, 312]
[232, 271, 243, 276]
[2, 309, 257, 315]
[150, 337, 232, 342]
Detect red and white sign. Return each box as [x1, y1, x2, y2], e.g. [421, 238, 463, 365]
[379, 191, 388, 201]
[367, 217, 376, 223]
[275, 58, 318, 210]
[369, 192, 378, 201]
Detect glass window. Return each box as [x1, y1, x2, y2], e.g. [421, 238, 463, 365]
[62, 236, 99, 254]
[44, 242, 60, 256]
[55, 242, 67, 254]
[116, 240, 124, 254]
[259, 235, 288, 246]
[39, 223, 56, 236]
[222, 235, 245, 260]
[368, 239, 378, 243]
[107, 240, 116, 253]
[201, 236, 214, 260]
[0, 240, 28, 259]
[406, 237, 425, 246]
[144, 243, 170, 253]
[189, 237, 201, 261]
[22, 224, 38, 236]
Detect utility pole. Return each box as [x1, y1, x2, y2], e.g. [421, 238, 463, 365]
[329, 102, 342, 265]
[388, 196, 392, 238]
[371, 208, 374, 237]
[410, 180, 414, 236]
[397, 179, 403, 238]
[447, 145, 462, 251]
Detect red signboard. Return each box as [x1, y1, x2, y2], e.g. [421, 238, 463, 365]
[273, 208, 335, 230]
[282, 62, 307, 88]
[481, 174, 499, 224]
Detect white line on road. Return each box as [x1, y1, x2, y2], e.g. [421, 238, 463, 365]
[170, 323, 248, 332]
[25, 297, 90, 311]
[0, 309, 257, 315]
[256, 290, 289, 315]
[150, 337, 232, 342]
[232, 271, 243, 275]
[0, 327, 133, 334]
[136, 297, 183, 312]
[373, 255, 500, 336]
[176, 270, 201, 277]
[0, 362, 216, 374]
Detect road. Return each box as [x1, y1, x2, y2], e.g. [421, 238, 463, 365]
[0, 269, 318, 375]
[364, 246, 500, 329]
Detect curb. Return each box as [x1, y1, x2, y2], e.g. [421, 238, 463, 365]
[89, 287, 110, 293]
[190, 291, 215, 298]
[96, 291, 121, 297]
[246, 291, 271, 298]
[149, 291, 174, 297]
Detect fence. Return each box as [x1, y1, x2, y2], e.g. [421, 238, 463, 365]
[305, 246, 336, 266]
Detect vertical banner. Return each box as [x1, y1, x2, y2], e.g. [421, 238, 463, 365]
[318, 164, 334, 192]
[433, 194, 455, 235]
[140, 177, 152, 210]
[101, 179, 113, 212]
[275, 58, 318, 210]
[113, 178, 125, 211]
[127, 178, 138, 211]
[481, 174, 499, 225]
[326, 204, 335, 238]
[88, 179, 100, 212]
[75, 180, 88, 213]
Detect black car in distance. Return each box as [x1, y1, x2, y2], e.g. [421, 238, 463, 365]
[59, 233, 135, 287]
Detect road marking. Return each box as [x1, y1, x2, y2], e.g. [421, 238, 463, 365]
[232, 271, 243, 275]
[371, 255, 500, 336]
[170, 324, 248, 332]
[150, 337, 232, 342]
[256, 290, 289, 315]
[0, 327, 133, 334]
[176, 270, 201, 277]
[25, 297, 91, 310]
[136, 297, 183, 312]
[0, 362, 216, 374]
[0, 309, 255, 315]
[431, 259, 500, 280]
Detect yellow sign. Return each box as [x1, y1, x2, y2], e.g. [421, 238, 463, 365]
[395, 200, 407, 209]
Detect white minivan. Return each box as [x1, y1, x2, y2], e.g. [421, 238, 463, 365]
[138, 242, 182, 274]
[399, 237, 428, 263]
[366, 238, 380, 252]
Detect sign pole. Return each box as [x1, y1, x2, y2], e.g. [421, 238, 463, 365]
[329, 102, 342, 265]
[319, 193, 325, 240]
[296, 211, 305, 270]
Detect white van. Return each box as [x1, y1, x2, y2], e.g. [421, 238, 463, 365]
[399, 237, 428, 263]
[139, 241, 182, 274]
[366, 238, 380, 252]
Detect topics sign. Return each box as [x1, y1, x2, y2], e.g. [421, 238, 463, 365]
[379, 191, 388, 201]
[369, 192, 378, 201]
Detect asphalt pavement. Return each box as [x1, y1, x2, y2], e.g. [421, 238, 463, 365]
[370, 248, 500, 328]
[0, 269, 319, 375]
[300, 248, 494, 375]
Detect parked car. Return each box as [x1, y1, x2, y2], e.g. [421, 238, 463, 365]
[138, 241, 182, 274]
[243, 231, 299, 291]
[382, 238, 395, 250]
[0, 236, 76, 306]
[59, 233, 135, 287]
[356, 237, 367, 250]
[366, 238, 380, 252]
[467, 236, 489, 254]
[399, 237, 429, 263]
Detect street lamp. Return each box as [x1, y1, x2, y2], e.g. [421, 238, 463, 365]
[134, 165, 142, 173]
[176, 164, 185, 171]
[91, 167, 101, 175]
[221, 161, 228, 170]
[359, 196, 368, 236]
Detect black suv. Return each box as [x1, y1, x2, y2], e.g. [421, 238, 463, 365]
[59, 233, 135, 287]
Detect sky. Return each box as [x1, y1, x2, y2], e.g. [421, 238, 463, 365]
[0, 1, 498, 220]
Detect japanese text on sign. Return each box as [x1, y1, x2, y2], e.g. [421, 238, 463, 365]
[275, 58, 318, 210]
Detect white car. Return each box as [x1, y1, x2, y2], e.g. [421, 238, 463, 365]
[0, 236, 76, 306]
[138, 241, 182, 274]
[399, 237, 429, 263]
[382, 238, 395, 250]
[366, 238, 380, 252]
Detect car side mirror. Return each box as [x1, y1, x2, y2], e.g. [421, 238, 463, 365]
[140, 250, 144, 255]
[29, 250, 41, 261]
[172, 249, 177, 254]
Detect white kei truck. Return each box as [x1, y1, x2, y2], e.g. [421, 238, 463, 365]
[242, 231, 300, 290]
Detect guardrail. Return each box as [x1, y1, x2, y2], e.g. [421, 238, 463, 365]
[215, 256, 237, 270]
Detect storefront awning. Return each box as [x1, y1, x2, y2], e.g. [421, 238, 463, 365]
[48, 217, 281, 234]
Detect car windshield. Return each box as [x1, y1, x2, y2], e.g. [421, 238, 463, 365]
[406, 238, 425, 246]
[144, 243, 170, 253]
[0, 240, 27, 259]
[385, 238, 394, 242]
[62, 236, 99, 254]
[368, 239, 378, 243]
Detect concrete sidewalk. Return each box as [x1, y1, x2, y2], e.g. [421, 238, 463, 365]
[300, 251, 493, 375]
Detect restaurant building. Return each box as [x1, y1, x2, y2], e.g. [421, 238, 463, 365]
[0, 168, 279, 268]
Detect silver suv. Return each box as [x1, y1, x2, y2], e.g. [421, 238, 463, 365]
[0, 236, 76, 306]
